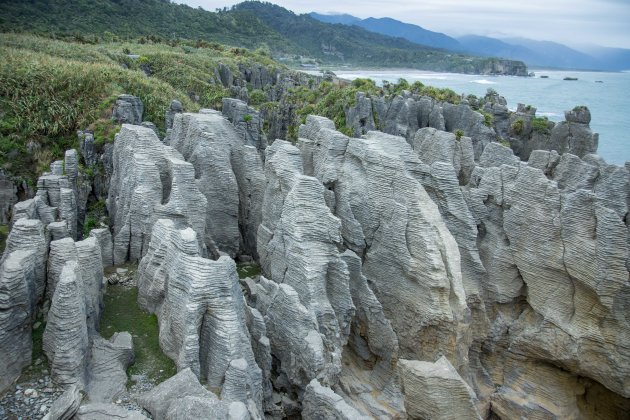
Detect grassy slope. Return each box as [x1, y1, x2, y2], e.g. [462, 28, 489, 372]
[0, 33, 280, 181]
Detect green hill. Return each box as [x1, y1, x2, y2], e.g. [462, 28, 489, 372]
[0, 0, 527, 74]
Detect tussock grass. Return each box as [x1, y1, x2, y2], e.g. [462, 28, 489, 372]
[0, 33, 282, 181]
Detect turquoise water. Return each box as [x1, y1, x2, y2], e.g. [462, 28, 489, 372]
[331, 69, 630, 165]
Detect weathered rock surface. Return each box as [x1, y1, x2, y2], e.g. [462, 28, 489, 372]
[412, 127, 475, 184]
[0, 171, 19, 224]
[112, 94, 144, 125]
[302, 379, 366, 419]
[299, 117, 468, 367]
[43, 260, 89, 388]
[138, 368, 237, 420]
[168, 111, 241, 257]
[137, 219, 262, 412]
[89, 228, 114, 267]
[0, 249, 38, 392]
[75, 403, 149, 420]
[398, 357, 481, 420]
[107, 124, 207, 264]
[166, 99, 184, 130]
[85, 332, 134, 403]
[222, 98, 267, 152]
[43, 384, 81, 420]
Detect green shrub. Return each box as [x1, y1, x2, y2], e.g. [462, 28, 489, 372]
[531, 116, 550, 134]
[243, 114, 253, 123]
[455, 129, 465, 140]
[249, 89, 267, 106]
[511, 119, 525, 135]
[499, 138, 511, 147]
[481, 111, 493, 127]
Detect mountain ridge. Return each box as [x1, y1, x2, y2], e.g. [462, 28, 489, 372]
[310, 12, 630, 71]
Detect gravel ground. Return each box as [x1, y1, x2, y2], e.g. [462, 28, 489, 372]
[0, 369, 63, 420]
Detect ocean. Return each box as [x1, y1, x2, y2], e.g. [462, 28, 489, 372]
[328, 69, 630, 165]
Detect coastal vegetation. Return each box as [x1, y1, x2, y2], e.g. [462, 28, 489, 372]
[0, 33, 470, 182]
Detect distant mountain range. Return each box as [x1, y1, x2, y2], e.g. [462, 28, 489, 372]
[310, 12, 630, 71]
[0, 0, 527, 75]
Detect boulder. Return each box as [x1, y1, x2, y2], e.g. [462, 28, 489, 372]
[112, 94, 143, 125]
[222, 98, 267, 152]
[302, 379, 366, 419]
[138, 368, 220, 420]
[85, 332, 134, 403]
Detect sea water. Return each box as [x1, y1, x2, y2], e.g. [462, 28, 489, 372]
[329, 69, 630, 165]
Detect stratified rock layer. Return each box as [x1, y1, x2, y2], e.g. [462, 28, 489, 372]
[137, 219, 262, 414]
[108, 124, 207, 264]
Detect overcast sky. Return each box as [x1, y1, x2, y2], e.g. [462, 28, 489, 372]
[178, 0, 630, 49]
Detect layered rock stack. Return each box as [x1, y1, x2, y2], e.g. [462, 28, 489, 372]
[0, 151, 133, 409]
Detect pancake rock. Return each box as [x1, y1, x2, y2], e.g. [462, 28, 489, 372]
[0, 249, 38, 392]
[302, 379, 366, 420]
[222, 98, 267, 152]
[168, 111, 242, 257]
[299, 116, 469, 367]
[107, 124, 207, 264]
[398, 357, 482, 420]
[136, 218, 262, 413]
[466, 146, 630, 414]
[43, 261, 90, 388]
[138, 368, 245, 420]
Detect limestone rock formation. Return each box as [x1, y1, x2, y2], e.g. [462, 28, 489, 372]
[138, 368, 239, 420]
[442, 102, 497, 159]
[85, 332, 134, 403]
[137, 219, 263, 412]
[112, 94, 143, 125]
[165, 99, 184, 130]
[168, 111, 241, 257]
[232, 145, 265, 259]
[89, 228, 114, 267]
[302, 379, 366, 419]
[107, 124, 207, 264]
[222, 98, 267, 152]
[0, 171, 19, 224]
[43, 260, 89, 388]
[0, 249, 38, 392]
[346, 92, 376, 137]
[79, 131, 98, 168]
[398, 357, 482, 420]
[412, 127, 475, 184]
[299, 117, 469, 367]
